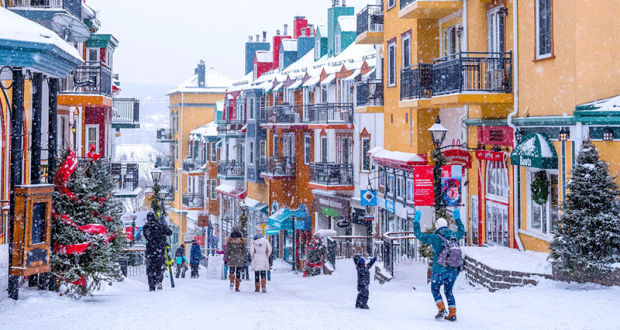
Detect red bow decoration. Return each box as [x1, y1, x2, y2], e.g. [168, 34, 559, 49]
[86, 144, 101, 162]
[78, 224, 108, 236]
[54, 242, 91, 255]
[54, 149, 78, 200]
[70, 276, 86, 287]
[105, 233, 117, 244]
[104, 215, 114, 222]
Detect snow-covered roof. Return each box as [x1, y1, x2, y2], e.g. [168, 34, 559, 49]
[338, 16, 356, 32]
[281, 39, 298, 52]
[190, 121, 218, 138]
[167, 67, 235, 95]
[316, 24, 328, 38]
[576, 94, 620, 112]
[228, 72, 253, 93]
[255, 51, 273, 63]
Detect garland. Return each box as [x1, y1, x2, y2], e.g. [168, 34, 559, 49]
[531, 171, 550, 205]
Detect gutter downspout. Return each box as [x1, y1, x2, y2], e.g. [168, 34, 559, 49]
[508, 0, 524, 251]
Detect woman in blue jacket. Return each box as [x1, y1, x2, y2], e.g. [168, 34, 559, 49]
[189, 241, 202, 278]
[414, 209, 465, 321]
[174, 244, 188, 278]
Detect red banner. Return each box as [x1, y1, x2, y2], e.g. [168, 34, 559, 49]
[194, 235, 205, 246]
[125, 226, 134, 241]
[413, 166, 435, 206]
[443, 149, 472, 169]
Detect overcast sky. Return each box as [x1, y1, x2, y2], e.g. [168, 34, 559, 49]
[87, 0, 372, 87]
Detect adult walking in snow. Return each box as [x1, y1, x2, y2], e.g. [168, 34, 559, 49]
[413, 209, 465, 321]
[175, 244, 188, 278]
[250, 230, 272, 293]
[142, 212, 172, 291]
[224, 226, 247, 292]
[190, 241, 202, 278]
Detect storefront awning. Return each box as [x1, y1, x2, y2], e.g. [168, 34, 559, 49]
[268, 209, 295, 230]
[510, 133, 558, 169]
[215, 184, 247, 199]
[370, 148, 428, 168]
[245, 197, 269, 215]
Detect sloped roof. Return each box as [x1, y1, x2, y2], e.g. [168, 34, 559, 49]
[337, 16, 356, 32]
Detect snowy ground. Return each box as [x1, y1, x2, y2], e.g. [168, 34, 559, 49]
[1, 257, 619, 330]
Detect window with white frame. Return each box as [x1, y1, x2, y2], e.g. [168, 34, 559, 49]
[379, 167, 385, 188]
[260, 141, 266, 164]
[443, 24, 461, 57]
[387, 41, 396, 87]
[249, 141, 254, 165]
[304, 135, 312, 165]
[387, 0, 395, 9]
[321, 136, 328, 163]
[396, 176, 405, 200]
[361, 137, 370, 172]
[321, 85, 328, 103]
[528, 170, 559, 236]
[536, 0, 552, 59]
[406, 177, 414, 204]
[486, 160, 509, 200]
[315, 39, 321, 59]
[387, 173, 395, 197]
[402, 33, 411, 68]
[486, 200, 509, 246]
[86, 125, 99, 151]
[210, 179, 217, 200]
[210, 142, 217, 162]
[335, 34, 341, 55]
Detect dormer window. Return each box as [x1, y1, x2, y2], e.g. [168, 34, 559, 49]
[315, 39, 320, 59]
[335, 34, 341, 55]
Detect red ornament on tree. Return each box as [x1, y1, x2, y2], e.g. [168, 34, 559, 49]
[54, 148, 78, 200]
[86, 144, 101, 162]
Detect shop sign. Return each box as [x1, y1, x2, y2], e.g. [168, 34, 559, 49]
[413, 166, 435, 206]
[443, 149, 472, 169]
[475, 150, 505, 162]
[336, 219, 351, 228]
[194, 235, 205, 246]
[385, 199, 395, 213]
[316, 196, 349, 217]
[360, 189, 377, 206]
[321, 207, 339, 217]
[265, 229, 280, 235]
[440, 165, 462, 207]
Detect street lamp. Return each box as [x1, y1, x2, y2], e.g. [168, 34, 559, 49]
[428, 116, 447, 148]
[131, 213, 137, 246]
[428, 115, 448, 217]
[150, 167, 166, 220]
[151, 167, 162, 184]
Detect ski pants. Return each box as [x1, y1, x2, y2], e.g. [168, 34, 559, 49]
[254, 271, 266, 283]
[356, 284, 369, 307]
[431, 271, 458, 308]
[191, 265, 199, 278]
[175, 264, 186, 278]
[147, 262, 164, 290]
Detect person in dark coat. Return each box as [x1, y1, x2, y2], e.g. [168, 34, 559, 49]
[142, 212, 172, 291]
[223, 226, 247, 292]
[414, 209, 465, 321]
[353, 255, 376, 309]
[189, 241, 202, 278]
[175, 244, 188, 278]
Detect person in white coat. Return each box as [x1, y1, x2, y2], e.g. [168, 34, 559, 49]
[250, 230, 272, 293]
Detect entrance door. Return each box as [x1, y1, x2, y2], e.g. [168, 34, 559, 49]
[485, 160, 509, 246]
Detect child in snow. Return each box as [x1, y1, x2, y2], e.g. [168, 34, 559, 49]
[175, 244, 188, 278]
[353, 254, 376, 309]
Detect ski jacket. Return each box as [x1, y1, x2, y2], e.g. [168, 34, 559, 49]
[413, 217, 465, 274]
[175, 246, 187, 265]
[353, 255, 376, 287]
[250, 235, 272, 271]
[143, 219, 172, 264]
[190, 243, 202, 266]
[224, 236, 248, 267]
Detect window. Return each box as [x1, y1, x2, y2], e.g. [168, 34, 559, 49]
[335, 34, 341, 55]
[315, 39, 321, 59]
[536, 0, 552, 59]
[387, 0, 395, 9]
[260, 141, 266, 164]
[88, 49, 98, 62]
[396, 176, 404, 199]
[387, 41, 396, 87]
[387, 173, 395, 197]
[273, 134, 279, 157]
[321, 136, 328, 163]
[210, 179, 217, 200]
[528, 170, 559, 236]
[249, 141, 254, 165]
[443, 24, 461, 57]
[402, 34, 411, 68]
[86, 125, 99, 151]
[249, 99, 255, 120]
[321, 85, 328, 103]
[304, 135, 312, 165]
[486, 160, 509, 200]
[486, 200, 509, 246]
[361, 137, 370, 172]
[210, 142, 217, 162]
[406, 178, 414, 204]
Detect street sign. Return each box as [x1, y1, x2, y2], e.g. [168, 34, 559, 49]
[336, 219, 351, 228]
[360, 189, 377, 206]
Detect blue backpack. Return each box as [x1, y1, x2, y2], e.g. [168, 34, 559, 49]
[436, 233, 463, 268]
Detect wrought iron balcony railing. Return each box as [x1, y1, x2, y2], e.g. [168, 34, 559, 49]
[400, 63, 433, 100]
[110, 163, 139, 192]
[357, 4, 384, 36]
[60, 61, 112, 97]
[183, 194, 205, 208]
[432, 51, 513, 96]
[217, 160, 245, 177]
[155, 156, 174, 169]
[156, 129, 175, 141]
[183, 158, 198, 172]
[217, 120, 245, 136]
[8, 0, 82, 18]
[357, 79, 384, 107]
[261, 104, 304, 125]
[309, 163, 354, 186]
[112, 98, 140, 127]
[159, 185, 174, 201]
[264, 156, 295, 177]
[305, 103, 354, 124]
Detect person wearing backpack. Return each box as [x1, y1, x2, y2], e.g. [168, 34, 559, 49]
[413, 208, 465, 321]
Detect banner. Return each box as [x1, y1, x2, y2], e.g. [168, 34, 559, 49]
[413, 166, 435, 206]
[440, 165, 463, 206]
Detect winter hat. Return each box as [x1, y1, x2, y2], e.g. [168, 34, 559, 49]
[435, 218, 448, 229]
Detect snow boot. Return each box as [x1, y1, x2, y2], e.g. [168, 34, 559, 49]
[255, 282, 260, 292]
[435, 302, 447, 320]
[261, 278, 267, 293]
[235, 279, 241, 292]
[157, 283, 162, 290]
[445, 308, 457, 321]
[229, 274, 235, 290]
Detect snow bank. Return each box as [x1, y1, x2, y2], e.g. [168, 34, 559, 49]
[462, 246, 552, 275]
[0, 244, 7, 299]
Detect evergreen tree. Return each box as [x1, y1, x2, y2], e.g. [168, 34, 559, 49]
[550, 140, 620, 275]
[51, 150, 126, 297]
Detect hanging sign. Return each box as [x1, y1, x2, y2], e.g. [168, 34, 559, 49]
[336, 219, 351, 228]
[440, 165, 463, 207]
[443, 149, 472, 169]
[385, 199, 395, 214]
[360, 189, 377, 206]
[413, 166, 435, 206]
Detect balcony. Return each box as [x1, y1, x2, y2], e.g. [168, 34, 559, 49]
[246, 156, 268, 183]
[112, 98, 140, 129]
[217, 120, 245, 137]
[308, 163, 354, 190]
[431, 52, 514, 106]
[356, 4, 383, 45]
[110, 163, 140, 197]
[305, 103, 354, 128]
[7, 0, 82, 19]
[399, 0, 462, 20]
[155, 156, 174, 170]
[58, 61, 113, 107]
[356, 79, 384, 113]
[260, 156, 295, 180]
[260, 104, 304, 127]
[399, 63, 434, 108]
[183, 194, 205, 209]
[183, 158, 203, 173]
[217, 160, 245, 180]
[159, 185, 175, 201]
[156, 129, 175, 143]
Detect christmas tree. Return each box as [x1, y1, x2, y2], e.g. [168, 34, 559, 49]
[51, 148, 126, 297]
[550, 140, 620, 275]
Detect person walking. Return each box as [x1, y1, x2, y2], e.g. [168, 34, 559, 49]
[174, 244, 188, 278]
[223, 226, 247, 292]
[142, 212, 172, 291]
[353, 254, 377, 309]
[250, 230, 272, 293]
[189, 241, 202, 278]
[413, 209, 465, 321]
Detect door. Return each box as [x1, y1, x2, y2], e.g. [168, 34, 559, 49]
[487, 6, 506, 90]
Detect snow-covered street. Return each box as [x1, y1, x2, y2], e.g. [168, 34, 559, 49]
[1, 258, 618, 330]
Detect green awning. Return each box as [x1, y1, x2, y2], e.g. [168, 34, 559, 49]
[511, 133, 558, 169]
[268, 209, 294, 230]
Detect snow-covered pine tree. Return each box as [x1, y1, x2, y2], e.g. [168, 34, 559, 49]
[51, 150, 126, 297]
[550, 140, 620, 275]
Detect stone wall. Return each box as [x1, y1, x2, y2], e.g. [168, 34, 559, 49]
[551, 262, 620, 286]
[464, 255, 552, 292]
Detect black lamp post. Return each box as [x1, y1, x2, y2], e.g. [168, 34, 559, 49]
[131, 213, 137, 246]
[428, 116, 448, 218]
[150, 167, 166, 220]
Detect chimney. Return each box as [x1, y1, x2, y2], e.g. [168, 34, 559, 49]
[300, 28, 306, 37]
[293, 16, 308, 39]
[196, 60, 205, 87]
[276, 29, 280, 36]
[249, 36, 253, 42]
[284, 24, 288, 36]
[256, 34, 260, 42]
[263, 31, 267, 42]
[342, 0, 346, 6]
[307, 24, 314, 36]
[332, 0, 340, 7]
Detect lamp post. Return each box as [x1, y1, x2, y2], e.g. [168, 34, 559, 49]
[150, 167, 166, 220]
[428, 116, 448, 218]
[131, 213, 137, 246]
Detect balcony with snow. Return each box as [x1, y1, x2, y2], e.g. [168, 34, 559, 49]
[110, 162, 141, 198]
[156, 129, 175, 143]
[399, 63, 433, 109]
[7, 0, 83, 21]
[182, 193, 204, 210]
[355, 4, 383, 45]
[155, 155, 174, 170]
[356, 79, 383, 113]
[260, 156, 295, 180]
[399, 0, 462, 20]
[112, 98, 140, 130]
[304, 103, 354, 129]
[217, 160, 245, 181]
[308, 162, 354, 191]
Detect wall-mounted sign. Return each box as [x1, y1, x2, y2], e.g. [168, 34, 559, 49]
[413, 166, 435, 206]
[336, 219, 351, 228]
[361, 189, 377, 206]
[385, 199, 395, 214]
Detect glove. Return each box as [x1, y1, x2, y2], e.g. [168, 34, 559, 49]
[414, 210, 421, 223]
[453, 208, 461, 220]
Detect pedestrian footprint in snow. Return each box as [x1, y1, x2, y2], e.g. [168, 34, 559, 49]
[175, 244, 188, 278]
[413, 209, 465, 321]
[354, 254, 376, 309]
